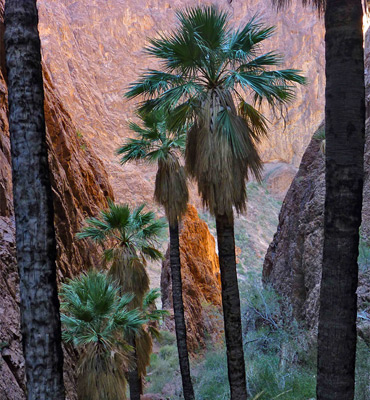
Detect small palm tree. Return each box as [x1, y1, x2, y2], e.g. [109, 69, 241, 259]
[125, 7, 305, 399]
[117, 109, 195, 399]
[77, 201, 165, 400]
[60, 270, 144, 400]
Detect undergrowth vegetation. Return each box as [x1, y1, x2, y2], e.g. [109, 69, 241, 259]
[146, 272, 369, 399]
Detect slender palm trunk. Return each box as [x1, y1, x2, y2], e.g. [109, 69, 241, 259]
[169, 222, 195, 400]
[128, 336, 142, 400]
[215, 213, 247, 400]
[4, 1, 65, 399]
[317, 1, 365, 399]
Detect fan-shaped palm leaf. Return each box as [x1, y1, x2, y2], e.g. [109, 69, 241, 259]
[60, 271, 145, 400]
[118, 109, 189, 225]
[126, 6, 305, 217]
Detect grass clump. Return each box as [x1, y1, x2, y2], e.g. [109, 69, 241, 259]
[145, 332, 180, 395]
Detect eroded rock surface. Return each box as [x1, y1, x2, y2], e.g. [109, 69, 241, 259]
[263, 125, 370, 332]
[37, 0, 324, 205]
[161, 205, 223, 352]
[0, 8, 113, 395]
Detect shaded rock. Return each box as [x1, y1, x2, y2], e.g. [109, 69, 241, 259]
[262, 130, 325, 330]
[263, 123, 370, 333]
[161, 205, 223, 352]
[0, 4, 113, 396]
[262, 162, 298, 200]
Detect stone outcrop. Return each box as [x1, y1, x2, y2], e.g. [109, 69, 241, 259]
[262, 129, 325, 330]
[161, 205, 223, 352]
[263, 124, 370, 332]
[0, 6, 114, 395]
[36, 0, 325, 205]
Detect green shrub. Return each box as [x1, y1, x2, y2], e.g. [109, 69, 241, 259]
[355, 338, 370, 400]
[195, 351, 230, 400]
[146, 343, 179, 394]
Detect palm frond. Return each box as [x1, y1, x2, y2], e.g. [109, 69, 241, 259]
[177, 6, 230, 51]
[226, 17, 275, 62]
[143, 288, 161, 309]
[125, 70, 184, 99]
[109, 252, 150, 309]
[60, 270, 144, 347]
[126, 5, 305, 217]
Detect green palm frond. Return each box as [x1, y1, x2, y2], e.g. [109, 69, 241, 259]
[125, 5, 305, 217]
[118, 108, 189, 224]
[143, 288, 161, 309]
[60, 271, 144, 347]
[77, 201, 164, 264]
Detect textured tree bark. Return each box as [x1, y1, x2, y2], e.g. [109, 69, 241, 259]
[317, 1, 365, 399]
[128, 337, 142, 400]
[169, 223, 195, 400]
[216, 213, 247, 400]
[4, 1, 65, 399]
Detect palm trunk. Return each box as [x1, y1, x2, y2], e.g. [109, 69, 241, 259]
[215, 213, 247, 400]
[128, 336, 142, 400]
[317, 1, 365, 399]
[169, 222, 195, 400]
[4, 1, 65, 399]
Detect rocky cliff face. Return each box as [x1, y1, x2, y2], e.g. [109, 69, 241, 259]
[36, 0, 324, 204]
[161, 205, 223, 352]
[262, 129, 325, 330]
[0, 6, 113, 395]
[263, 28, 370, 333]
[263, 125, 370, 332]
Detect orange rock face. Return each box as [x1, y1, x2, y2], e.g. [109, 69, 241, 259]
[161, 205, 223, 352]
[37, 0, 325, 204]
[0, 6, 113, 396]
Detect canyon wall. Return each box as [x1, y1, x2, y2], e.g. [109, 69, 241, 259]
[263, 29, 370, 333]
[0, 4, 113, 393]
[263, 128, 370, 332]
[161, 205, 223, 352]
[37, 0, 325, 204]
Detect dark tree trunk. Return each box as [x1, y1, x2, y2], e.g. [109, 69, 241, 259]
[317, 1, 365, 399]
[4, 1, 65, 399]
[216, 213, 247, 400]
[169, 223, 195, 400]
[128, 337, 142, 400]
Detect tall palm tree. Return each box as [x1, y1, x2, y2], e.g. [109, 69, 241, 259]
[274, 1, 365, 399]
[60, 270, 144, 400]
[77, 201, 165, 400]
[117, 109, 195, 399]
[125, 7, 305, 399]
[4, 1, 65, 398]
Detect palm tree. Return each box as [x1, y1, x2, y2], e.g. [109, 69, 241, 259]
[4, 1, 65, 398]
[125, 7, 305, 399]
[274, 1, 365, 399]
[77, 201, 165, 400]
[117, 109, 195, 399]
[60, 270, 144, 400]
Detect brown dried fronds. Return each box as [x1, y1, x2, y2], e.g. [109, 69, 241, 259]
[272, 0, 326, 13]
[77, 342, 130, 400]
[109, 249, 150, 309]
[154, 155, 189, 226]
[185, 89, 263, 219]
